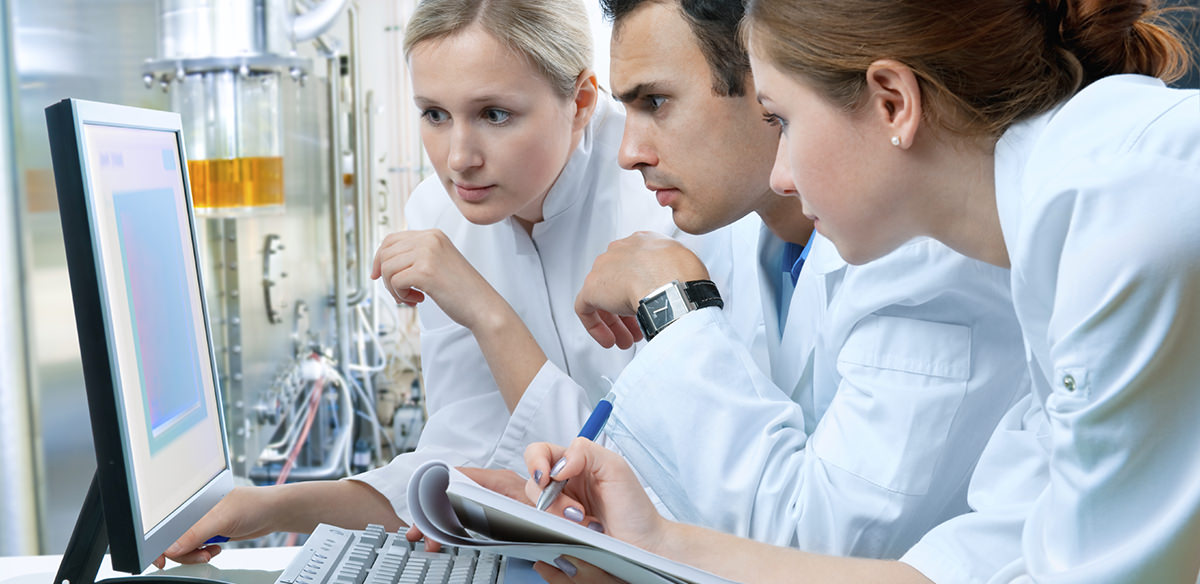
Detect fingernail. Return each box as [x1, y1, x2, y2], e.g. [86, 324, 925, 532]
[553, 556, 578, 578]
[165, 544, 181, 556]
[533, 469, 543, 483]
[550, 458, 567, 478]
[563, 506, 584, 522]
[587, 521, 605, 533]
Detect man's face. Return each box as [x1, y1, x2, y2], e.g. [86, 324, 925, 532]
[610, 2, 781, 235]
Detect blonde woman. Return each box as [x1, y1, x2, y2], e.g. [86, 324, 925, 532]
[155, 0, 695, 563]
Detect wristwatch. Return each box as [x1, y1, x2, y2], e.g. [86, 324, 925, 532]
[635, 279, 724, 341]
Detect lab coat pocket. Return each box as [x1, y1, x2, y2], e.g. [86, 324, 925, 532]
[813, 315, 971, 496]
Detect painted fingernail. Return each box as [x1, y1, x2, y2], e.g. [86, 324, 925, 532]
[550, 458, 567, 478]
[563, 506, 584, 522]
[587, 521, 605, 533]
[533, 469, 543, 483]
[553, 556, 578, 578]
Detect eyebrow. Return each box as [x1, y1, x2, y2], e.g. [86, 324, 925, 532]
[613, 81, 666, 104]
[413, 94, 523, 108]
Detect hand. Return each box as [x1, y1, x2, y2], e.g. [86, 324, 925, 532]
[153, 486, 280, 568]
[371, 229, 504, 330]
[524, 438, 669, 554]
[576, 232, 710, 348]
[406, 468, 532, 553]
[459, 467, 531, 503]
[533, 556, 627, 583]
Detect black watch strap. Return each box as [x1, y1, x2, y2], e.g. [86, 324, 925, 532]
[683, 279, 724, 310]
[636, 279, 724, 342]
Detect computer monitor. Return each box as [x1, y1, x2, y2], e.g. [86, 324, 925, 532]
[45, 98, 234, 583]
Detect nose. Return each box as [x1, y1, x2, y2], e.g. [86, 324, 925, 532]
[447, 124, 483, 173]
[768, 137, 796, 196]
[617, 117, 657, 171]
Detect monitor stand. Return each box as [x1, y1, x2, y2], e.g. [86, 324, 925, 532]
[54, 473, 231, 584]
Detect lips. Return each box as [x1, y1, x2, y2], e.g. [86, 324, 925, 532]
[646, 184, 679, 208]
[655, 189, 680, 207]
[454, 182, 494, 202]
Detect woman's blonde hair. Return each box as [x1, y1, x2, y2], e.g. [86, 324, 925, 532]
[404, 0, 593, 98]
[744, 0, 1194, 137]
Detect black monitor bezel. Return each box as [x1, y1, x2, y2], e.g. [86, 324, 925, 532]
[45, 97, 234, 575]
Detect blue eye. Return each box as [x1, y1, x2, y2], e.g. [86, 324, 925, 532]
[647, 95, 666, 111]
[421, 109, 449, 125]
[483, 108, 511, 124]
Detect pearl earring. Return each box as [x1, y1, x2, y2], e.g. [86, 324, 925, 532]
[891, 136, 901, 147]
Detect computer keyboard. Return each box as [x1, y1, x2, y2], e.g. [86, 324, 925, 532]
[274, 523, 510, 584]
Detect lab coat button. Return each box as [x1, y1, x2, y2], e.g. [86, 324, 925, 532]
[1063, 374, 1076, 392]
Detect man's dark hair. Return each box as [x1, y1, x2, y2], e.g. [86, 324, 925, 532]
[601, 0, 751, 96]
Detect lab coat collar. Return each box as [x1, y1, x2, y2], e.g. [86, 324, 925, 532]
[536, 96, 614, 225]
[757, 223, 844, 277]
[803, 231, 846, 275]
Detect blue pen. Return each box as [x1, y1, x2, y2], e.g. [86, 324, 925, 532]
[535, 392, 615, 512]
[204, 536, 229, 545]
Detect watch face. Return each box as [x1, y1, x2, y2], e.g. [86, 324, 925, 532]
[643, 293, 675, 328]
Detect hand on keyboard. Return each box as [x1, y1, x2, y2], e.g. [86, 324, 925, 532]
[404, 524, 441, 553]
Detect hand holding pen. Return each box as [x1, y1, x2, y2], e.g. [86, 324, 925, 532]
[535, 392, 615, 512]
[523, 421, 674, 553]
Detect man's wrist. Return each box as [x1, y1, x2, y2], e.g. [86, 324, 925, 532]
[635, 279, 722, 341]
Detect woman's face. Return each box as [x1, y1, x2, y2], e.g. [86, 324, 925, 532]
[409, 26, 579, 226]
[752, 54, 921, 265]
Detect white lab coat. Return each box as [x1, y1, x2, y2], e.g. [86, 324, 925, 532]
[901, 75, 1200, 583]
[605, 225, 1030, 558]
[351, 98, 750, 521]
[352, 97, 675, 519]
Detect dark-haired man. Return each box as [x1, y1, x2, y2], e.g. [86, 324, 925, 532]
[564, 0, 1031, 561]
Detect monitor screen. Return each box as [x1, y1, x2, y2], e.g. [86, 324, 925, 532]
[46, 98, 233, 579]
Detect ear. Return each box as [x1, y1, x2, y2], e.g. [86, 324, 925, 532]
[571, 69, 600, 133]
[863, 60, 922, 149]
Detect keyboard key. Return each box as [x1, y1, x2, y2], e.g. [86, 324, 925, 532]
[276, 524, 505, 584]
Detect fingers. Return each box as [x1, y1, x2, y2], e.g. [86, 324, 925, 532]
[372, 231, 433, 304]
[578, 305, 618, 348]
[534, 561, 576, 584]
[394, 287, 426, 306]
[618, 316, 644, 343]
[164, 523, 218, 562]
[405, 524, 423, 542]
[165, 545, 221, 565]
[525, 442, 568, 489]
[598, 310, 635, 350]
[404, 524, 442, 553]
[534, 557, 627, 584]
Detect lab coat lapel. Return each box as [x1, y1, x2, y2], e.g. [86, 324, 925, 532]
[757, 226, 824, 401]
[776, 249, 824, 402]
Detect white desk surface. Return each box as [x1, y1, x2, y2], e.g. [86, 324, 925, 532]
[0, 546, 297, 584]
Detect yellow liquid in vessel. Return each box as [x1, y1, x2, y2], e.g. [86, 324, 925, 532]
[187, 157, 284, 209]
